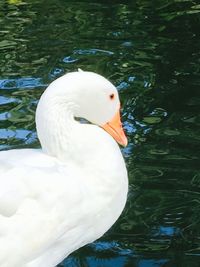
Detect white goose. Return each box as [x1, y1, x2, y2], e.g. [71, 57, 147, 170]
[0, 70, 128, 267]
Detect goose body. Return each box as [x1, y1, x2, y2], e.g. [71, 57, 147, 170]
[0, 71, 128, 267]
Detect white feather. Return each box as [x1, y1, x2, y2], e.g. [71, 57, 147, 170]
[0, 71, 128, 267]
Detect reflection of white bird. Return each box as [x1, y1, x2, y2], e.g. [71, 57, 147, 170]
[0, 70, 128, 267]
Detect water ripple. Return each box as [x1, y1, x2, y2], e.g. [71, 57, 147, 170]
[0, 77, 45, 90]
[73, 48, 114, 56]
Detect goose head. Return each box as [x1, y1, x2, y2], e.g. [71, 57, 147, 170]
[72, 71, 127, 147]
[36, 70, 127, 157]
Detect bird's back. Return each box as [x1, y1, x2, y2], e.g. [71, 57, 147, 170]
[0, 148, 127, 267]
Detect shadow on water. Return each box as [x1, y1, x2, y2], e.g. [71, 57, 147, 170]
[0, 0, 200, 266]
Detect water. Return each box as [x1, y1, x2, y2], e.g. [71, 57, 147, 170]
[0, 0, 200, 266]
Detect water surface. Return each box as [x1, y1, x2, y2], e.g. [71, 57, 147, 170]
[0, 0, 200, 266]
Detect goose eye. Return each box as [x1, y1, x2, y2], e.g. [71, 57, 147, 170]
[109, 94, 115, 100]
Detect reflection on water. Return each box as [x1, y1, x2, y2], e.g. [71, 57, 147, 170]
[0, 0, 200, 266]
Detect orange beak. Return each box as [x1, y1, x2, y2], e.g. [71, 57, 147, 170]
[102, 108, 128, 147]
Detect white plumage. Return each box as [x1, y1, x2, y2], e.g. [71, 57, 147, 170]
[0, 71, 128, 267]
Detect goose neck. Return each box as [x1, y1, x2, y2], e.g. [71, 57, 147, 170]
[36, 93, 78, 159]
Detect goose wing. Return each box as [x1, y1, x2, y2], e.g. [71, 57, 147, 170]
[0, 149, 86, 267]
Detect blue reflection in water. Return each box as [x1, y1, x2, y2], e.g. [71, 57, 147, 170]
[63, 56, 78, 63]
[152, 226, 181, 237]
[49, 68, 65, 79]
[0, 77, 45, 89]
[0, 112, 9, 121]
[63, 254, 169, 267]
[84, 256, 127, 267]
[0, 96, 19, 105]
[0, 129, 32, 140]
[128, 76, 136, 82]
[90, 241, 132, 255]
[117, 81, 130, 90]
[73, 48, 114, 56]
[62, 240, 133, 266]
[138, 259, 169, 267]
[63, 255, 128, 267]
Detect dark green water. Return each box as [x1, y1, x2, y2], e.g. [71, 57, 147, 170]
[0, 0, 200, 266]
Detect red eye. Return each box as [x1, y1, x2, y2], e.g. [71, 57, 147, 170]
[109, 94, 114, 100]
